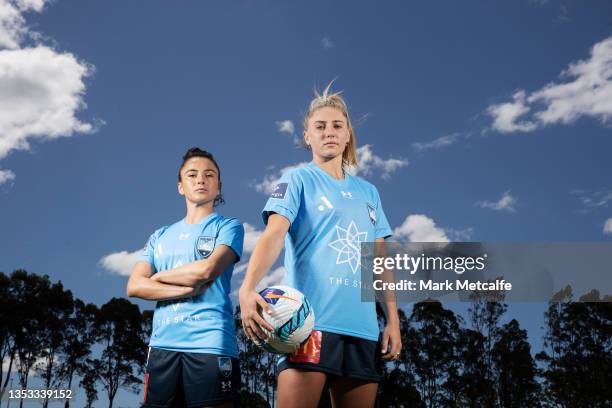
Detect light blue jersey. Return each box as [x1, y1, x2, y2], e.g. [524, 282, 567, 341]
[139, 213, 244, 356]
[263, 162, 392, 341]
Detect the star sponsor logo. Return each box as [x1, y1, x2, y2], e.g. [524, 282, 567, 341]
[328, 220, 368, 274]
[341, 191, 353, 199]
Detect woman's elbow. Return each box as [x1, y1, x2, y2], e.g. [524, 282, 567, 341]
[126, 279, 140, 297]
[198, 263, 214, 281]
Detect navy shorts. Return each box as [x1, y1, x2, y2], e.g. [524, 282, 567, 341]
[277, 330, 382, 382]
[142, 347, 240, 408]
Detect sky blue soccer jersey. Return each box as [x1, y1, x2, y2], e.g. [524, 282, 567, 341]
[263, 162, 392, 341]
[139, 213, 244, 356]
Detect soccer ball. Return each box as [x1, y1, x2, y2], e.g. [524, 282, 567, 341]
[257, 285, 315, 354]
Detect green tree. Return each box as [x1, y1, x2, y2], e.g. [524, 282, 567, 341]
[493, 319, 540, 408]
[91, 297, 148, 408]
[376, 305, 423, 407]
[80, 361, 99, 408]
[0, 272, 16, 401]
[454, 328, 495, 407]
[409, 300, 462, 408]
[35, 280, 75, 408]
[9, 270, 51, 408]
[55, 300, 98, 408]
[537, 288, 612, 408]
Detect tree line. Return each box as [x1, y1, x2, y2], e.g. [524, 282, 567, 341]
[1, 270, 610, 408]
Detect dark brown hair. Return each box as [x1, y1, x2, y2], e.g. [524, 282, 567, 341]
[178, 147, 224, 206]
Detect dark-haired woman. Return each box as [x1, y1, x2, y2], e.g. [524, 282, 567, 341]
[127, 148, 243, 408]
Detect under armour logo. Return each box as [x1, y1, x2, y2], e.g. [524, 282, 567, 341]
[221, 380, 232, 392]
[341, 191, 353, 199]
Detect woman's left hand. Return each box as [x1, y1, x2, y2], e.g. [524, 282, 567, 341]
[381, 322, 402, 361]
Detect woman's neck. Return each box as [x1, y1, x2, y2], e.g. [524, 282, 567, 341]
[313, 155, 344, 180]
[184, 202, 215, 224]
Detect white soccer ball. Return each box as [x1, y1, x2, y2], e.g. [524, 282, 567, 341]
[257, 285, 315, 354]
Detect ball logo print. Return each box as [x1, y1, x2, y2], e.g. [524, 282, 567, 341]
[257, 285, 315, 354]
[260, 288, 298, 305]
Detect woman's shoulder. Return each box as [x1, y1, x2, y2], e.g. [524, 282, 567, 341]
[349, 173, 380, 197]
[147, 222, 176, 240]
[281, 162, 312, 180]
[213, 214, 244, 231]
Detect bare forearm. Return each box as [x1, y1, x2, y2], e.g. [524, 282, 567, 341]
[241, 230, 284, 291]
[151, 260, 211, 287]
[376, 239, 399, 326]
[128, 276, 196, 301]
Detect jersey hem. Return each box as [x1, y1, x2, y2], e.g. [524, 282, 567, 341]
[314, 325, 379, 342]
[263, 207, 295, 226]
[148, 345, 239, 358]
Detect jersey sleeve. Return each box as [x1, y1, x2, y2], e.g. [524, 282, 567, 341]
[374, 189, 393, 239]
[138, 229, 160, 266]
[262, 170, 303, 226]
[216, 218, 245, 263]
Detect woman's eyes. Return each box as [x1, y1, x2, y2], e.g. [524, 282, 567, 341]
[315, 124, 343, 130]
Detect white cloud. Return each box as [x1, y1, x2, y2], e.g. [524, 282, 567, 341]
[446, 227, 474, 242]
[476, 190, 517, 212]
[604, 218, 612, 235]
[0, 168, 14, 184]
[276, 120, 295, 135]
[322, 37, 333, 49]
[0, 0, 46, 50]
[251, 146, 407, 194]
[487, 36, 612, 133]
[0, 47, 96, 159]
[0, 0, 97, 186]
[487, 90, 537, 133]
[256, 266, 285, 291]
[243, 222, 262, 255]
[251, 161, 308, 194]
[352, 144, 408, 179]
[393, 214, 450, 242]
[99, 249, 141, 276]
[571, 189, 612, 210]
[412, 133, 463, 152]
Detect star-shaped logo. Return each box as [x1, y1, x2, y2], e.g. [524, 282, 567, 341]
[328, 220, 367, 274]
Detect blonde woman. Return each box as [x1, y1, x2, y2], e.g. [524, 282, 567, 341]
[239, 84, 401, 407]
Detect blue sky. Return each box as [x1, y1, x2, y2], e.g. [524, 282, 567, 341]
[1, 0, 612, 405]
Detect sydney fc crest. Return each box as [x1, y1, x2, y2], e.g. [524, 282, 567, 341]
[217, 356, 233, 378]
[196, 236, 215, 258]
[367, 203, 377, 226]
